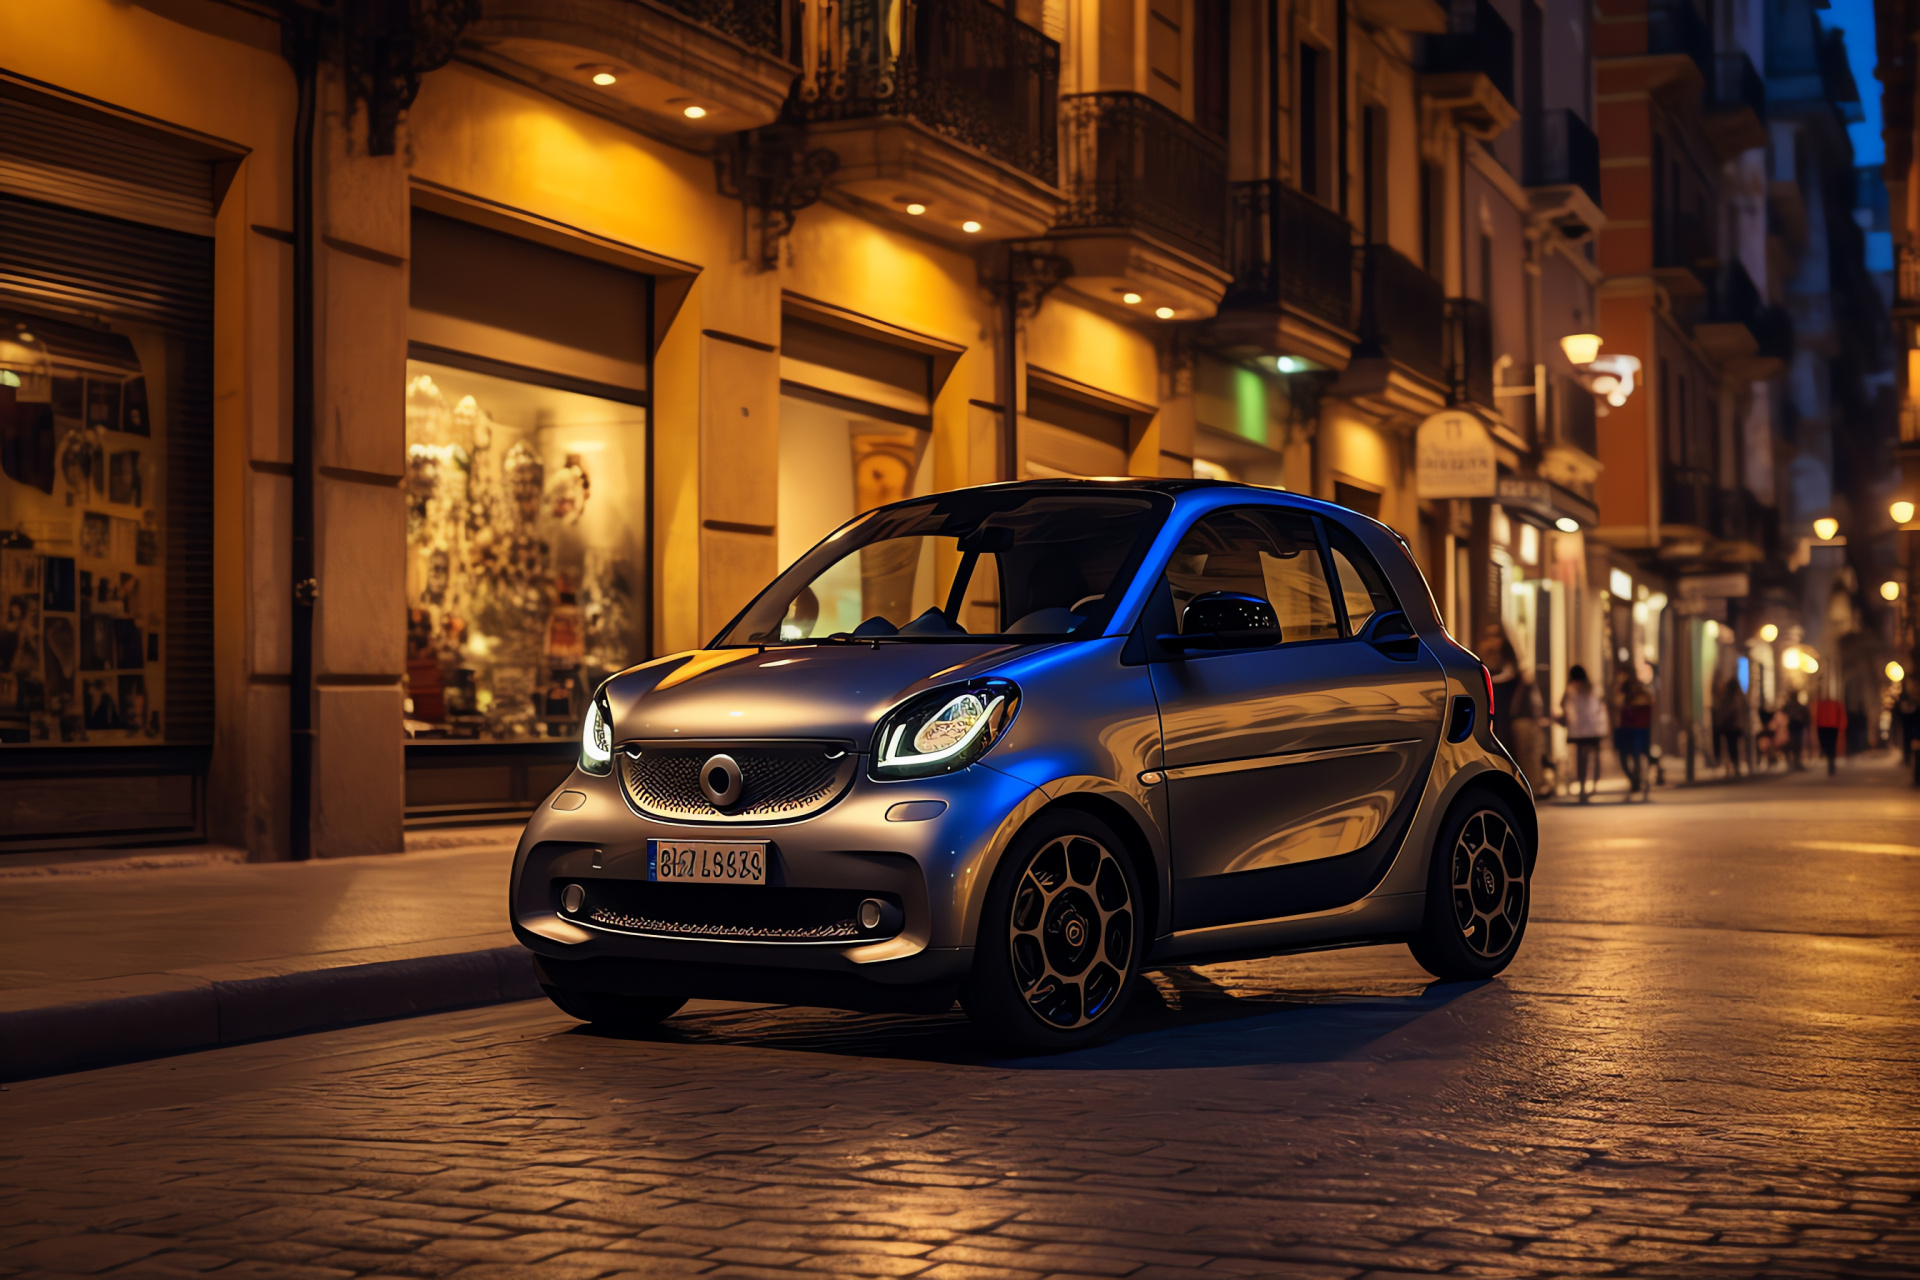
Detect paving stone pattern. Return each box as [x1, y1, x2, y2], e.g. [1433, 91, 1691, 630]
[4, 763, 1919, 1278]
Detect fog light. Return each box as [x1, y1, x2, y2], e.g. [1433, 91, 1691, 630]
[858, 898, 884, 930]
[561, 883, 585, 914]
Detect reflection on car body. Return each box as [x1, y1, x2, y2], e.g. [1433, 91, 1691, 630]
[510, 479, 1537, 1051]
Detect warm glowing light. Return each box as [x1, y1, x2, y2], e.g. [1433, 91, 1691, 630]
[1759, 623, 1778, 642]
[1590, 373, 1620, 396]
[905, 203, 926, 215]
[1803, 656, 1820, 674]
[1782, 647, 1802, 670]
[1155, 306, 1176, 319]
[1883, 580, 1903, 601]
[1893, 500, 1916, 525]
[1889, 661, 1907, 684]
[961, 220, 982, 233]
[591, 72, 617, 86]
[682, 105, 708, 119]
[1555, 516, 1579, 533]
[1814, 517, 1840, 541]
[1704, 620, 1720, 641]
[1122, 292, 1142, 305]
[1560, 333, 1603, 365]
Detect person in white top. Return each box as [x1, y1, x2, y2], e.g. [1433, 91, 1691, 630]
[1558, 664, 1610, 802]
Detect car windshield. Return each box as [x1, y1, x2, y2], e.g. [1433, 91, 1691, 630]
[716, 488, 1170, 646]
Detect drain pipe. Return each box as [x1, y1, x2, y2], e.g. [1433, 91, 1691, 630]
[285, 11, 319, 860]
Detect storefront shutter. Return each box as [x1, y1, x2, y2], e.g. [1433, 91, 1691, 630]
[0, 94, 217, 238]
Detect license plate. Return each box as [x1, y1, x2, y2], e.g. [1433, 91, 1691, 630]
[648, 839, 768, 885]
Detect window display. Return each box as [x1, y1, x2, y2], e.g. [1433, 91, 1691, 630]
[0, 307, 167, 745]
[403, 358, 647, 742]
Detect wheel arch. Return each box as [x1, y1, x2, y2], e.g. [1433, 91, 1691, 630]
[1028, 791, 1166, 943]
[1448, 770, 1538, 866]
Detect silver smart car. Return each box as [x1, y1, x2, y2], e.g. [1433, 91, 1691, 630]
[510, 479, 1536, 1051]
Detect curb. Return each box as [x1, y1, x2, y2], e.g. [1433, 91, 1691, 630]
[0, 945, 543, 1081]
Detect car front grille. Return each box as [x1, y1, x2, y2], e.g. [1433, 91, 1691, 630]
[559, 878, 899, 944]
[618, 743, 856, 822]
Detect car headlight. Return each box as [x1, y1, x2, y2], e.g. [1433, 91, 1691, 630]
[870, 680, 1019, 779]
[580, 692, 613, 776]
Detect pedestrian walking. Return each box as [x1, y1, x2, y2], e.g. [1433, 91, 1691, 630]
[1614, 671, 1654, 801]
[1559, 664, 1609, 802]
[1713, 678, 1748, 778]
[1813, 696, 1846, 775]
[1787, 692, 1809, 770]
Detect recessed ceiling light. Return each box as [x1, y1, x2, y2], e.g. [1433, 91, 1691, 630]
[961, 220, 982, 233]
[905, 203, 926, 215]
[1154, 306, 1175, 319]
[591, 72, 616, 86]
[1122, 292, 1142, 305]
[683, 105, 708, 119]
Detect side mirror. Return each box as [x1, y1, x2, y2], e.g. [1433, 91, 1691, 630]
[1158, 591, 1282, 653]
[1361, 609, 1421, 660]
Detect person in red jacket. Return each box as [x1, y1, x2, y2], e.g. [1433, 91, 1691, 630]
[1813, 697, 1847, 776]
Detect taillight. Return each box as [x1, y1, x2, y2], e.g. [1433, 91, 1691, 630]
[1480, 663, 1494, 707]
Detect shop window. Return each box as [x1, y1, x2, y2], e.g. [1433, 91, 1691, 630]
[1, 307, 176, 745]
[403, 357, 647, 743]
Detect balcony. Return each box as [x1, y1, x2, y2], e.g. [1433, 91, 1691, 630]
[1648, 0, 1712, 75]
[1704, 51, 1768, 156]
[1223, 180, 1354, 332]
[1421, 0, 1514, 105]
[791, 0, 1063, 240]
[1051, 92, 1233, 320]
[471, 0, 799, 135]
[1357, 245, 1445, 383]
[1444, 297, 1494, 411]
[1662, 466, 1714, 535]
[1526, 109, 1601, 206]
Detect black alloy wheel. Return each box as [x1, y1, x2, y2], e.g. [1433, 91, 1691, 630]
[964, 810, 1143, 1053]
[1408, 790, 1532, 981]
[541, 985, 687, 1031]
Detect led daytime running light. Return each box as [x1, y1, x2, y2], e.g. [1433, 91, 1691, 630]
[877, 694, 1005, 771]
[581, 697, 612, 773]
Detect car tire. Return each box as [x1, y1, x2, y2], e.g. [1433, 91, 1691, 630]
[963, 810, 1144, 1054]
[1408, 789, 1532, 981]
[541, 985, 687, 1030]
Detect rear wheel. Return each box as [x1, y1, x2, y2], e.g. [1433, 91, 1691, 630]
[541, 986, 686, 1030]
[1408, 791, 1532, 981]
[963, 811, 1144, 1054]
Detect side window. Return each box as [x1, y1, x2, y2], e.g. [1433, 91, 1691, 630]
[1164, 507, 1339, 642]
[1324, 521, 1401, 635]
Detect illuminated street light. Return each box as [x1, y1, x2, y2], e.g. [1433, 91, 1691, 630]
[1782, 647, 1803, 670]
[1759, 623, 1778, 642]
[1803, 656, 1820, 674]
[1813, 516, 1840, 541]
[1555, 516, 1579, 533]
[1560, 333, 1603, 365]
[1894, 499, 1917, 525]
[1890, 661, 1909, 684]
[1883, 581, 1903, 602]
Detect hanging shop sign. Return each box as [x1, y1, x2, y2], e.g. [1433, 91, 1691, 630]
[1415, 409, 1496, 498]
[1679, 572, 1750, 600]
[1495, 476, 1552, 517]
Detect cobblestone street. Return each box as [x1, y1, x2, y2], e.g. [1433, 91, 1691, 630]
[4, 761, 1919, 1279]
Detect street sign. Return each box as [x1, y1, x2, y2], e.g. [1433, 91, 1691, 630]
[1415, 410, 1496, 498]
[1496, 476, 1552, 516]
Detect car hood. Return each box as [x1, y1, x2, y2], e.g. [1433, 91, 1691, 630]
[601, 643, 1034, 749]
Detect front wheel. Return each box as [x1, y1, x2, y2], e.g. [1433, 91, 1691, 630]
[1408, 791, 1532, 981]
[542, 985, 686, 1030]
[963, 811, 1144, 1054]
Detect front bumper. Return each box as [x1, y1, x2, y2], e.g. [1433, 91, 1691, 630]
[509, 760, 1041, 1006]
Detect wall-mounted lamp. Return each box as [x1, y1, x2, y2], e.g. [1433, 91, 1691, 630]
[1813, 516, 1840, 541]
[1560, 333, 1603, 365]
[1586, 353, 1640, 410]
[1891, 661, 1908, 684]
[1883, 580, 1903, 602]
[1893, 499, 1916, 525]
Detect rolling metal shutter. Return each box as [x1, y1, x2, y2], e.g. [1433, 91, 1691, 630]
[0, 94, 216, 237]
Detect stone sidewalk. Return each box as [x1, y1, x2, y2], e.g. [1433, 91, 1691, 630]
[0, 827, 538, 1080]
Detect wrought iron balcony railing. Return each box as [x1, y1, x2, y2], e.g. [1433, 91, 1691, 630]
[1710, 51, 1767, 121]
[1057, 92, 1228, 266]
[1357, 245, 1445, 382]
[1648, 0, 1712, 74]
[1225, 180, 1354, 328]
[792, 0, 1060, 185]
[1420, 0, 1515, 104]
[1444, 297, 1494, 410]
[658, 0, 790, 55]
[1526, 108, 1600, 206]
